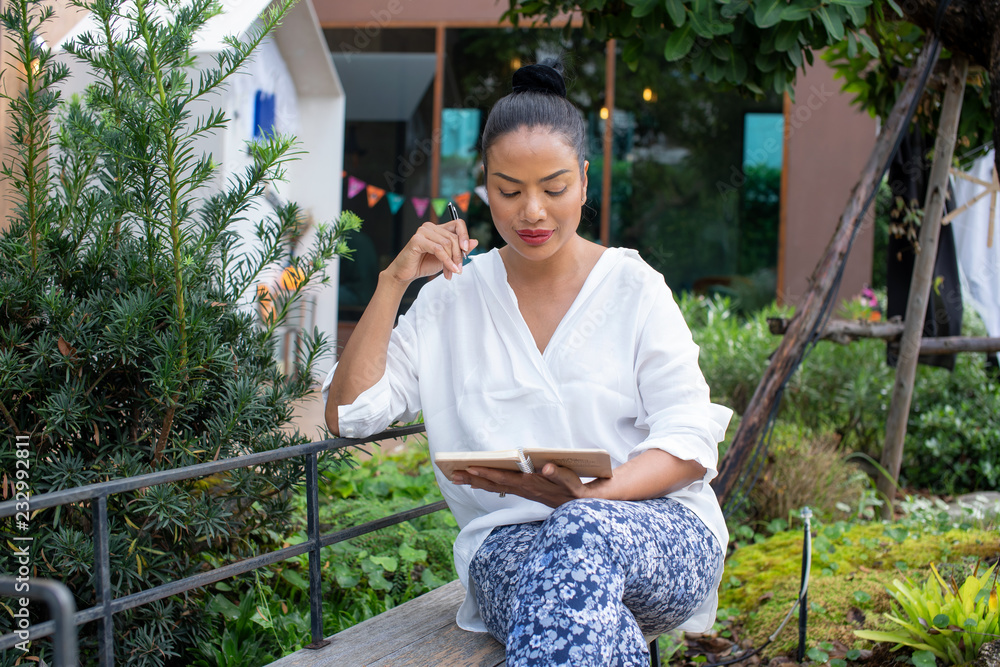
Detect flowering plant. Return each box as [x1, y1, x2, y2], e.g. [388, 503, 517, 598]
[839, 285, 883, 322]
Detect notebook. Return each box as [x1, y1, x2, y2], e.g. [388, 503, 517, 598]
[434, 447, 613, 481]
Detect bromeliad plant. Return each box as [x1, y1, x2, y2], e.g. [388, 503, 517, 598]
[0, 0, 358, 664]
[855, 563, 1000, 665]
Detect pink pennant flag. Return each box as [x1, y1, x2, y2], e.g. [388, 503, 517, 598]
[411, 197, 429, 218]
[347, 176, 366, 199]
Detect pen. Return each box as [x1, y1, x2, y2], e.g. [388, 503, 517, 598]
[445, 201, 468, 262]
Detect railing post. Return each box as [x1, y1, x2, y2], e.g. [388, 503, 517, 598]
[796, 507, 813, 663]
[0, 577, 78, 667]
[304, 452, 330, 649]
[93, 495, 113, 666]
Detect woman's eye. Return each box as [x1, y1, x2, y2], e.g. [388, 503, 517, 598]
[499, 190, 518, 198]
[547, 188, 568, 196]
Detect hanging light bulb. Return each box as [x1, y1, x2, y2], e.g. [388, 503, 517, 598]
[599, 107, 609, 120]
[642, 87, 654, 102]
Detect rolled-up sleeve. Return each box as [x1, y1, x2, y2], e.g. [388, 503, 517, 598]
[321, 311, 422, 438]
[627, 283, 732, 488]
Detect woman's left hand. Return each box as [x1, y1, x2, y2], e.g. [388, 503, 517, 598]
[452, 464, 588, 508]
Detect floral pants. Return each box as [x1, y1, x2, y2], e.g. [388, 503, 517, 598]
[468, 497, 723, 667]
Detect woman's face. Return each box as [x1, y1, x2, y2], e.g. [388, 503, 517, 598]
[485, 126, 588, 262]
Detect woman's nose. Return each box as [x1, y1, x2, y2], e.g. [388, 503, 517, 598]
[522, 195, 545, 222]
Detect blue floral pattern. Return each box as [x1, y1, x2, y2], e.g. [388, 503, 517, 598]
[469, 497, 723, 666]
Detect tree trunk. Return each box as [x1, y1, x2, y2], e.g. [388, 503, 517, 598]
[711, 40, 939, 505]
[901, 0, 1000, 176]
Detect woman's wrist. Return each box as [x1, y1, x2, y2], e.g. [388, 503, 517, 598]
[377, 268, 412, 296]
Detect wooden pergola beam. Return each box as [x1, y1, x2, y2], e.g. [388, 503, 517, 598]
[766, 317, 1000, 353]
[878, 55, 970, 517]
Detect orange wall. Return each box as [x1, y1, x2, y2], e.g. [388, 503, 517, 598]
[781, 58, 877, 307]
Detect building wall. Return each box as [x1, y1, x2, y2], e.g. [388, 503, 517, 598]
[782, 59, 877, 306]
[317, 0, 879, 307]
[0, 1, 85, 234]
[314, 0, 557, 27]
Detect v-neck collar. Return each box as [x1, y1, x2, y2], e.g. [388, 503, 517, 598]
[479, 247, 623, 362]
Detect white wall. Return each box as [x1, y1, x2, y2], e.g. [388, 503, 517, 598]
[289, 93, 347, 369]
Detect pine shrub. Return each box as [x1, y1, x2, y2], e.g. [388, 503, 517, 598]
[0, 0, 358, 663]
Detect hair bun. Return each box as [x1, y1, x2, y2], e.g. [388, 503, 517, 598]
[511, 62, 567, 98]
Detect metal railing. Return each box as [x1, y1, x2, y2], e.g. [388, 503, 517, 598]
[0, 577, 77, 666]
[0, 425, 440, 665]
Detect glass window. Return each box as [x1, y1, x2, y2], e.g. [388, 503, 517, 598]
[443, 27, 607, 252]
[327, 25, 784, 322]
[325, 28, 436, 321]
[610, 42, 783, 301]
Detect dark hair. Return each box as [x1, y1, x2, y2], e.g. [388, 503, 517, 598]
[481, 59, 587, 173]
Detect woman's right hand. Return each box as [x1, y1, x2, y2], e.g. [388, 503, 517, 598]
[384, 219, 478, 284]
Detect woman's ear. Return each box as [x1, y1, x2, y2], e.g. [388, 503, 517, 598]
[581, 160, 589, 203]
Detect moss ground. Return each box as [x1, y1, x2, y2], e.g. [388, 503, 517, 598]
[719, 522, 1000, 660]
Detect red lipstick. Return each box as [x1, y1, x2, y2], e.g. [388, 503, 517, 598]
[516, 229, 554, 246]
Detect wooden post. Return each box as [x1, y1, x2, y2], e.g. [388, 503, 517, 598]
[600, 39, 615, 247]
[878, 55, 970, 517]
[711, 40, 940, 503]
[430, 24, 445, 219]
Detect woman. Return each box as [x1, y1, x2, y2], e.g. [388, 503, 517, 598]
[324, 61, 732, 666]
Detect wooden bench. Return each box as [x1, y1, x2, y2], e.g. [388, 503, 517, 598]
[270, 579, 506, 666]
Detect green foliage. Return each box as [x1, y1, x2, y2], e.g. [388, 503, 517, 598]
[855, 564, 1000, 664]
[721, 519, 999, 658]
[192, 445, 459, 662]
[823, 16, 993, 159]
[678, 293, 1000, 497]
[0, 0, 358, 663]
[503, 0, 877, 97]
[193, 593, 277, 667]
[309, 442, 459, 629]
[903, 390, 1000, 494]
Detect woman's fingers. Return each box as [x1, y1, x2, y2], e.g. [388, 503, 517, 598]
[419, 222, 466, 276]
[396, 223, 462, 280]
[455, 465, 586, 508]
[387, 218, 478, 284]
[440, 218, 473, 258]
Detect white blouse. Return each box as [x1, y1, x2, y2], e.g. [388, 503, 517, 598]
[322, 247, 732, 633]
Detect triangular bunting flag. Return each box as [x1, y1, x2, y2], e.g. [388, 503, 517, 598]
[347, 176, 366, 199]
[386, 192, 405, 214]
[431, 198, 448, 217]
[474, 185, 489, 206]
[366, 184, 386, 208]
[454, 191, 471, 213]
[411, 197, 429, 218]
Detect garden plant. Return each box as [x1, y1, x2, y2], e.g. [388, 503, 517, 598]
[0, 0, 358, 664]
[2, 0, 999, 665]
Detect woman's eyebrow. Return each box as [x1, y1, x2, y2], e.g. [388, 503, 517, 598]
[492, 169, 571, 184]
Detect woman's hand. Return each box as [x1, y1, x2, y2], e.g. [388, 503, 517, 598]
[385, 219, 479, 284]
[452, 464, 589, 508]
[450, 450, 707, 506]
